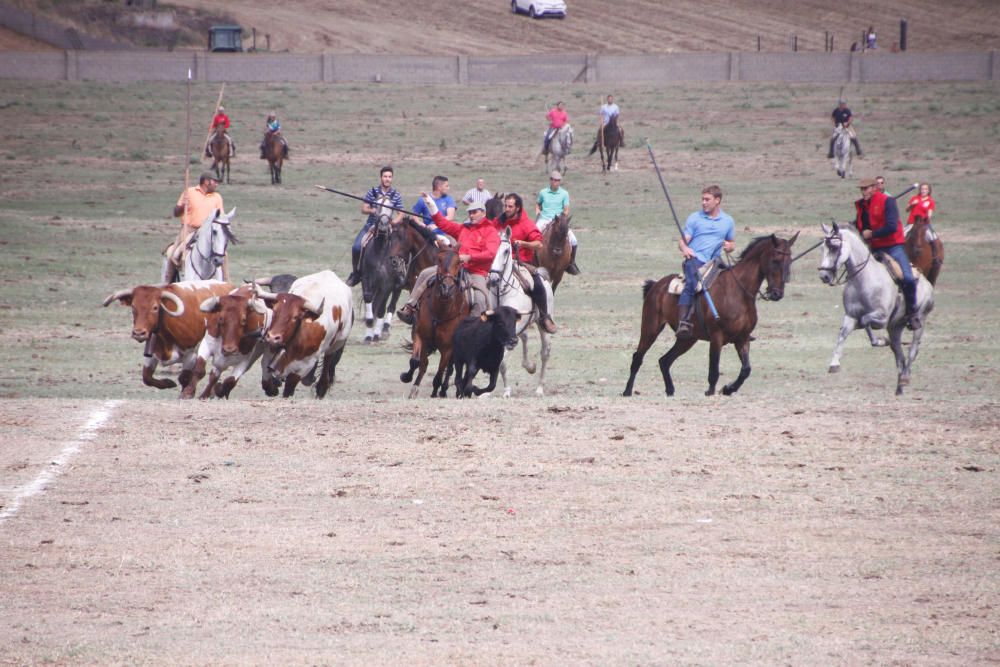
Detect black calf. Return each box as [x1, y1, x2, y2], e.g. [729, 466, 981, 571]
[451, 306, 520, 397]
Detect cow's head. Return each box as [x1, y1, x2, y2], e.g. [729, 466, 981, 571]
[481, 306, 521, 350]
[261, 292, 324, 351]
[201, 286, 268, 356]
[103, 285, 184, 343]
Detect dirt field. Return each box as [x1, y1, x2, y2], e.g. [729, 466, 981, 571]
[6, 0, 1000, 53]
[1, 76, 999, 663]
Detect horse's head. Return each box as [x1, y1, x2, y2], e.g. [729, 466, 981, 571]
[484, 193, 505, 221]
[561, 124, 574, 150]
[818, 222, 846, 285]
[488, 227, 513, 288]
[761, 232, 798, 300]
[435, 248, 463, 299]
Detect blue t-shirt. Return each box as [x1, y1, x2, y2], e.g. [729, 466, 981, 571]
[537, 186, 570, 221]
[412, 194, 456, 225]
[683, 209, 735, 263]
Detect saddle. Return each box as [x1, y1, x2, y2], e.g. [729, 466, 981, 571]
[666, 260, 725, 295]
[873, 252, 922, 284]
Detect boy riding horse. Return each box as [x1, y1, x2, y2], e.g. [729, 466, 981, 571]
[205, 106, 235, 158]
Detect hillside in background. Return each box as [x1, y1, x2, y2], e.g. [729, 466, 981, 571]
[2, 0, 998, 53]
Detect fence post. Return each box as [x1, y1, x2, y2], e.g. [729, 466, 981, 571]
[728, 52, 740, 81]
[792, 34, 797, 52]
[757, 35, 761, 51]
[457, 54, 468, 85]
[900, 18, 908, 51]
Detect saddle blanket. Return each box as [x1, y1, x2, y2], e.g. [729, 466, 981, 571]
[666, 260, 724, 295]
[874, 252, 923, 283]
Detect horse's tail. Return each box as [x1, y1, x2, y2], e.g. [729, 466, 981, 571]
[588, 138, 599, 156]
[641, 279, 656, 299]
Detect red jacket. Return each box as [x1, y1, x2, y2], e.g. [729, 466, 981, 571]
[855, 191, 904, 249]
[430, 211, 500, 277]
[212, 113, 230, 130]
[491, 211, 542, 263]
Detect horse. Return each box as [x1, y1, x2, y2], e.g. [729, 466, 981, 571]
[208, 130, 231, 184]
[905, 215, 944, 286]
[818, 223, 934, 395]
[360, 200, 406, 343]
[832, 124, 854, 179]
[622, 233, 799, 398]
[264, 131, 284, 185]
[533, 212, 572, 291]
[487, 226, 556, 397]
[588, 116, 623, 172]
[546, 124, 573, 174]
[181, 207, 236, 282]
[399, 249, 469, 398]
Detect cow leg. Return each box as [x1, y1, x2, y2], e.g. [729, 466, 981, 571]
[200, 368, 221, 400]
[216, 376, 238, 399]
[657, 337, 697, 397]
[722, 340, 751, 396]
[453, 361, 466, 398]
[315, 347, 345, 399]
[283, 373, 301, 398]
[141, 358, 177, 390]
[829, 315, 859, 372]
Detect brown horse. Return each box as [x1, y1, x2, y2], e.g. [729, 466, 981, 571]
[264, 131, 284, 185]
[534, 212, 572, 291]
[905, 215, 943, 286]
[622, 233, 798, 397]
[208, 130, 231, 184]
[588, 116, 623, 172]
[399, 249, 469, 398]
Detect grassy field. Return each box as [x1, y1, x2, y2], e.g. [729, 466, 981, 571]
[1, 79, 998, 401]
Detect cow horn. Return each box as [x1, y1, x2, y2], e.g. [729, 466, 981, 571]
[250, 297, 269, 315]
[304, 297, 325, 317]
[256, 288, 279, 303]
[200, 296, 220, 313]
[251, 276, 273, 287]
[102, 288, 133, 307]
[160, 290, 185, 317]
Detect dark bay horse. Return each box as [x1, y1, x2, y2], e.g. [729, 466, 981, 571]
[905, 215, 944, 286]
[399, 249, 469, 398]
[264, 131, 284, 185]
[622, 233, 798, 397]
[209, 131, 231, 184]
[588, 116, 623, 172]
[360, 212, 406, 343]
[534, 212, 572, 291]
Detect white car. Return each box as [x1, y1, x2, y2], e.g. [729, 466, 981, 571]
[511, 0, 567, 19]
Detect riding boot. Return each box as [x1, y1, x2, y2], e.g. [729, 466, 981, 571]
[397, 301, 417, 325]
[676, 303, 695, 339]
[827, 137, 835, 159]
[531, 274, 557, 334]
[346, 250, 362, 287]
[566, 246, 581, 275]
[902, 281, 921, 330]
[205, 145, 212, 158]
[852, 138, 863, 157]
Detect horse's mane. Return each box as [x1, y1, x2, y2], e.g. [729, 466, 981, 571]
[737, 234, 778, 261]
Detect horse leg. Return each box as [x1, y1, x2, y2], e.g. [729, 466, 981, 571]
[657, 337, 697, 397]
[864, 324, 888, 348]
[363, 299, 376, 343]
[888, 323, 909, 396]
[498, 357, 512, 398]
[408, 355, 429, 399]
[432, 348, 453, 398]
[623, 321, 667, 397]
[722, 340, 751, 396]
[535, 329, 551, 397]
[517, 330, 536, 375]
[705, 341, 723, 396]
[828, 315, 858, 372]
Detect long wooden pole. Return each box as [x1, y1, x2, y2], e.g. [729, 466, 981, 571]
[202, 82, 226, 161]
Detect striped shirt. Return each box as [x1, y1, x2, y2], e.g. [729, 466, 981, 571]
[462, 187, 492, 206]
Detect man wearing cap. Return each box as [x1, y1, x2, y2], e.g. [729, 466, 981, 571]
[536, 171, 580, 275]
[492, 192, 557, 334]
[676, 185, 736, 339]
[168, 171, 226, 279]
[828, 100, 862, 158]
[205, 105, 235, 158]
[396, 196, 500, 322]
[854, 177, 921, 329]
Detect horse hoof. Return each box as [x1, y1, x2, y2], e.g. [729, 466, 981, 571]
[705, 389, 716, 397]
[400, 372, 412, 383]
[364, 336, 373, 345]
[524, 363, 537, 375]
[722, 385, 734, 396]
[502, 388, 513, 398]
[828, 365, 840, 374]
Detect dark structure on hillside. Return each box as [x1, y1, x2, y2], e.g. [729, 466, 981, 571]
[208, 25, 242, 52]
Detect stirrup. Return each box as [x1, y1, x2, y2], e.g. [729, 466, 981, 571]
[346, 271, 361, 287]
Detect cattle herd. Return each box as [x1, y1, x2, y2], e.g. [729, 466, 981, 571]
[103, 269, 524, 400]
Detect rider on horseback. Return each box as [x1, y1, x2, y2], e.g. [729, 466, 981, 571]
[827, 100, 862, 158]
[676, 185, 736, 339]
[259, 113, 289, 160]
[854, 177, 921, 329]
[600, 94, 620, 127]
[491, 193, 557, 334]
[535, 171, 580, 275]
[397, 197, 500, 324]
[168, 171, 225, 279]
[347, 166, 404, 287]
[542, 101, 568, 156]
[205, 105, 235, 158]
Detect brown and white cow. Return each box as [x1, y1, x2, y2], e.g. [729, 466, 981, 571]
[259, 270, 353, 398]
[102, 280, 233, 398]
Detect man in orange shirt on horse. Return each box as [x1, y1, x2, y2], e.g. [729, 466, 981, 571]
[166, 171, 227, 281]
[205, 105, 235, 158]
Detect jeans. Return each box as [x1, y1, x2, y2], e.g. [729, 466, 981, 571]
[679, 257, 704, 306]
[881, 243, 917, 312]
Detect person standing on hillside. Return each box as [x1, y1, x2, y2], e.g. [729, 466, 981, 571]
[462, 178, 492, 207]
[828, 100, 862, 158]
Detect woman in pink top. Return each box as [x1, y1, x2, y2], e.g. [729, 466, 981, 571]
[906, 182, 935, 224]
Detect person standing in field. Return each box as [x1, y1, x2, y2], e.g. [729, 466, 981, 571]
[462, 178, 492, 207]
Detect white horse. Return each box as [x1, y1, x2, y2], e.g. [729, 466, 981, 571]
[831, 124, 854, 179]
[487, 227, 555, 397]
[182, 207, 236, 282]
[818, 222, 934, 395]
[546, 124, 573, 174]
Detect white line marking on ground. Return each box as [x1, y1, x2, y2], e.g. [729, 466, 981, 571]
[0, 400, 120, 525]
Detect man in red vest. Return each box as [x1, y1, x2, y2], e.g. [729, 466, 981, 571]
[854, 177, 921, 329]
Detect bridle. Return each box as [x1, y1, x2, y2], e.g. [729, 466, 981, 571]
[818, 229, 869, 285]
